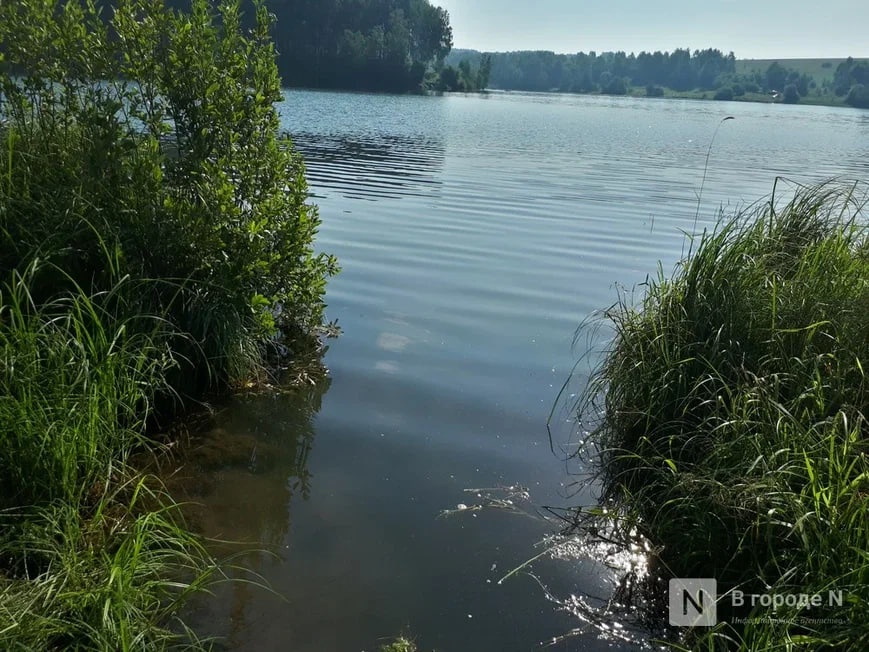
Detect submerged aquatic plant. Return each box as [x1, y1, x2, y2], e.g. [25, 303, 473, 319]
[379, 636, 419, 652]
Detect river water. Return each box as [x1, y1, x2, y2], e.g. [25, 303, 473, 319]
[178, 91, 869, 651]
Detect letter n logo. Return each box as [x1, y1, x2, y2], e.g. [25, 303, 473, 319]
[669, 578, 717, 626]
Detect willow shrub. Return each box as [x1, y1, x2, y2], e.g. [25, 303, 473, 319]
[0, 0, 337, 391]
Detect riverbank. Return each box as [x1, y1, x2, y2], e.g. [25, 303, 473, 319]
[470, 86, 856, 109]
[310, 84, 855, 109]
[644, 88, 851, 107]
[642, 87, 852, 108]
[447, 49, 869, 109]
[0, 0, 334, 647]
[575, 181, 868, 649]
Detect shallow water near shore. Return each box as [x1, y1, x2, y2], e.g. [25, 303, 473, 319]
[178, 91, 868, 651]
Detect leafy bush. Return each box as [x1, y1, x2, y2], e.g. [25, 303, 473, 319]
[645, 84, 664, 97]
[846, 83, 869, 108]
[782, 82, 800, 103]
[0, 0, 337, 392]
[713, 86, 734, 101]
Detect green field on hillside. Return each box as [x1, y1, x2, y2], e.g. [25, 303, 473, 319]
[736, 58, 864, 84]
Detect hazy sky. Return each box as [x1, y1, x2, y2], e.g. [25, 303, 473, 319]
[436, 0, 868, 59]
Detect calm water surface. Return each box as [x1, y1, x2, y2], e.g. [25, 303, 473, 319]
[180, 92, 869, 651]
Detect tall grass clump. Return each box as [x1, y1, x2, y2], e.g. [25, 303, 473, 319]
[575, 180, 869, 649]
[0, 264, 222, 649]
[0, 480, 220, 651]
[0, 262, 173, 507]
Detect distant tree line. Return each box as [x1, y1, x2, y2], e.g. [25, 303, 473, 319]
[124, 2, 869, 102]
[446, 48, 739, 94]
[436, 54, 491, 91]
[446, 48, 869, 106]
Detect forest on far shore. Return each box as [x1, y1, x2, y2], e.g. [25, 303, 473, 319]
[445, 49, 869, 107]
[158, 0, 492, 92]
[153, 1, 868, 104]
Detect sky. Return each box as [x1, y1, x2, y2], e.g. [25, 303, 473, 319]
[435, 0, 868, 59]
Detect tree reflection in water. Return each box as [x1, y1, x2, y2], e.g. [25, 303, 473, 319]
[163, 378, 331, 646]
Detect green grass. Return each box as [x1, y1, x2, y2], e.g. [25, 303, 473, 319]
[0, 480, 221, 651]
[575, 180, 869, 649]
[0, 262, 174, 507]
[735, 59, 864, 86]
[0, 266, 223, 649]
